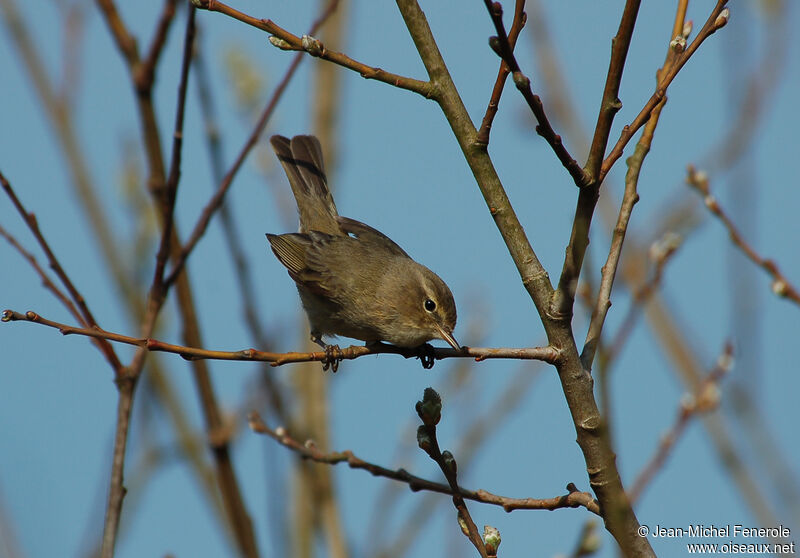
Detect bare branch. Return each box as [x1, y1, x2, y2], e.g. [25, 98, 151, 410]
[248, 412, 601, 515]
[551, 0, 641, 320]
[0, 224, 82, 324]
[0, 170, 123, 371]
[599, 3, 730, 183]
[686, 165, 800, 307]
[475, 0, 526, 147]
[95, 0, 138, 66]
[481, 0, 589, 186]
[191, 0, 431, 96]
[152, 5, 195, 290]
[137, 0, 179, 92]
[1, 309, 560, 367]
[2, 0, 135, 302]
[580, 0, 694, 369]
[415, 388, 489, 556]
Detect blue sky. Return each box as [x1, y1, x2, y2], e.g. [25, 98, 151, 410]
[2, 1, 799, 557]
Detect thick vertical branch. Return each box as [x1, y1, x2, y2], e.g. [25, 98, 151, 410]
[394, 1, 653, 555]
[394, 1, 553, 324]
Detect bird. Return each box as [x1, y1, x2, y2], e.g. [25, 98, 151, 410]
[265, 134, 459, 369]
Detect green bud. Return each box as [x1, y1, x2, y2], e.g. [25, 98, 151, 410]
[415, 387, 442, 426]
[484, 525, 501, 556]
[488, 36, 503, 57]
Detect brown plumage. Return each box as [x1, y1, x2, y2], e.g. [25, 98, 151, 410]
[266, 134, 458, 351]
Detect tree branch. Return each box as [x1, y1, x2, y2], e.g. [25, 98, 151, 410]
[580, 0, 690, 369]
[136, 0, 179, 92]
[599, 3, 730, 183]
[0, 225, 82, 332]
[394, 1, 654, 554]
[152, 5, 194, 290]
[1, 309, 560, 367]
[415, 388, 488, 556]
[686, 165, 800, 306]
[481, 0, 589, 186]
[248, 412, 599, 515]
[475, 0, 526, 147]
[551, 0, 641, 321]
[0, 170, 122, 371]
[190, 0, 432, 96]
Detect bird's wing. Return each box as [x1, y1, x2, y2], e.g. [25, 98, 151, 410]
[336, 216, 409, 258]
[265, 232, 330, 295]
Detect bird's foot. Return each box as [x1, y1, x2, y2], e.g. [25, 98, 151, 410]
[310, 332, 343, 372]
[321, 344, 343, 373]
[417, 343, 435, 369]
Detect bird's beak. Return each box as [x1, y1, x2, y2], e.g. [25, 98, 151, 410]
[435, 324, 461, 350]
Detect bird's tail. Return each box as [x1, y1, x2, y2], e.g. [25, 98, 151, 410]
[270, 135, 340, 235]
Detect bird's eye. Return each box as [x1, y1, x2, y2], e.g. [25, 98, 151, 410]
[424, 299, 436, 312]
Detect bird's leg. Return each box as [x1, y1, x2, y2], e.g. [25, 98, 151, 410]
[311, 332, 342, 373]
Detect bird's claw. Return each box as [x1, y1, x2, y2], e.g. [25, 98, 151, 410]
[322, 344, 343, 373]
[417, 343, 435, 369]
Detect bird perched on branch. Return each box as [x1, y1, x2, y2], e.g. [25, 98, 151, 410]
[266, 134, 459, 370]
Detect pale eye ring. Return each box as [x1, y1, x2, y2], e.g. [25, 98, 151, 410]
[424, 299, 436, 312]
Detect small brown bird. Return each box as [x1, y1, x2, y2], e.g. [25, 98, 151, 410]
[266, 135, 459, 364]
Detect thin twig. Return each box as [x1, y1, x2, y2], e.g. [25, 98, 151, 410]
[1, 309, 560, 366]
[583, 0, 642, 183]
[191, 0, 431, 96]
[603, 231, 682, 368]
[0, 171, 123, 371]
[0, 224, 82, 322]
[248, 412, 599, 515]
[475, 0, 526, 147]
[370, 354, 541, 556]
[599, 2, 730, 183]
[137, 0, 179, 92]
[95, 0, 138, 65]
[414, 388, 488, 556]
[686, 165, 800, 306]
[2, 0, 138, 305]
[152, 5, 195, 290]
[551, 0, 641, 320]
[482, 0, 588, 186]
[580, 0, 692, 370]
